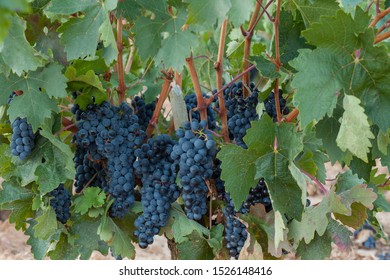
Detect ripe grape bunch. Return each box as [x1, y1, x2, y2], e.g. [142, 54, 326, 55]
[263, 89, 290, 121]
[72, 101, 145, 218]
[170, 120, 216, 220]
[131, 96, 156, 131]
[8, 92, 36, 160]
[48, 184, 71, 224]
[133, 134, 180, 248]
[225, 82, 259, 148]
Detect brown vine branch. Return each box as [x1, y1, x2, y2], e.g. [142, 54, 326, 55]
[242, 1, 262, 97]
[58, 117, 78, 135]
[374, 30, 390, 43]
[145, 68, 174, 137]
[116, 16, 126, 103]
[214, 19, 230, 143]
[284, 108, 299, 123]
[369, 7, 390, 28]
[274, 0, 282, 124]
[186, 54, 208, 122]
[376, 19, 390, 34]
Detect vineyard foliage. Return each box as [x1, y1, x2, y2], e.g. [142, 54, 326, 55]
[0, 0, 389, 260]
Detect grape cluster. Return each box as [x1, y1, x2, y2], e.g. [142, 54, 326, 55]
[72, 101, 145, 218]
[49, 184, 71, 224]
[132, 96, 156, 131]
[184, 93, 217, 130]
[263, 90, 290, 121]
[8, 92, 35, 160]
[170, 120, 216, 220]
[239, 178, 272, 214]
[133, 134, 180, 248]
[225, 83, 259, 148]
[223, 194, 248, 259]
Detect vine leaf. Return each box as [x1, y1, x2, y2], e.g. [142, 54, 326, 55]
[49, 0, 117, 62]
[33, 206, 58, 240]
[72, 216, 109, 260]
[184, 0, 232, 26]
[98, 215, 135, 259]
[25, 220, 60, 260]
[164, 203, 209, 243]
[74, 187, 106, 215]
[336, 95, 374, 162]
[48, 233, 79, 260]
[327, 219, 353, 251]
[287, 0, 340, 27]
[177, 231, 214, 260]
[0, 15, 46, 75]
[289, 186, 377, 244]
[296, 231, 332, 260]
[134, 7, 196, 71]
[294, 8, 390, 130]
[228, 0, 254, 27]
[0, 181, 33, 204]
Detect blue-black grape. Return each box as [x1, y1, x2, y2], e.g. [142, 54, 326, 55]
[133, 134, 180, 248]
[377, 253, 390, 260]
[170, 120, 216, 220]
[223, 194, 248, 259]
[8, 92, 35, 161]
[49, 184, 71, 224]
[72, 101, 145, 218]
[131, 96, 156, 131]
[184, 93, 217, 130]
[239, 178, 272, 214]
[225, 82, 259, 148]
[263, 89, 290, 121]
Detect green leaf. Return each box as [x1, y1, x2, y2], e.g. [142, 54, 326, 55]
[164, 203, 209, 243]
[185, 0, 232, 26]
[289, 186, 376, 243]
[315, 110, 348, 164]
[26, 219, 60, 260]
[228, 0, 254, 27]
[288, 0, 340, 27]
[279, 11, 311, 66]
[0, 15, 45, 75]
[35, 130, 75, 194]
[48, 233, 80, 260]
[73, 216, 108, 260]
[116, 0, 141, 20]
[177, 231, 214, 260]
[334, 202, 367, 229]
[1, 198, 34, 230]
[297, 231, 332, 260]
[33, 207, 58, 240]
[256, 154, 304, 220]
[218, 145, 258, 209]
[250, 56, 281, 80]
[207, 224, 224, 255]
[336, 95, 374, 162]
[46, 0, 97, 14]
[336, 170, 364, 194]
[55, 1, 117, 62]
[74, 187, 106, 215]
[291, 48, 340, 128]
[98, 214, 135, 259]
[0, 181, 33, 205]
[134, 8, 197, 71]
[327, 219, 353, 251]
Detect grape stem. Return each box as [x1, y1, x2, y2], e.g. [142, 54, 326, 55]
[242, 1, 262, 97]
[57, 117, 77, 135]
[284, 108, 300, 123]
[186, 54, 208, 122]
[116, 16, 126, 103]
[146, 68, 174, 137]
[124, 38, 135, 74]
[214, 18, 230, 143]
[369, 7, 390, 28]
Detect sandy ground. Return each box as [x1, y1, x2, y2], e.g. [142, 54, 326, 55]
[0, 162, 389, 260]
